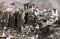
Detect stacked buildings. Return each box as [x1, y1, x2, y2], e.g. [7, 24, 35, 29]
[0, 2, 59, 39]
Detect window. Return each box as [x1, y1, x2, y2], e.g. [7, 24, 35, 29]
[29, 6, 32, 8]
[33, 9, 35, 11]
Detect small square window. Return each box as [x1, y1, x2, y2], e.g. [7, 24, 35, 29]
[33, 9, 35, 11]
[29, 6, 32, 8]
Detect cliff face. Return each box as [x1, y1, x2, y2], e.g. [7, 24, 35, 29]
[0, 0, 59, 8]
[0, 0, 60, 15]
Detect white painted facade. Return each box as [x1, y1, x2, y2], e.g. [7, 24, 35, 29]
[52, 9, 58, 16]
[52, 9, 58, 21]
